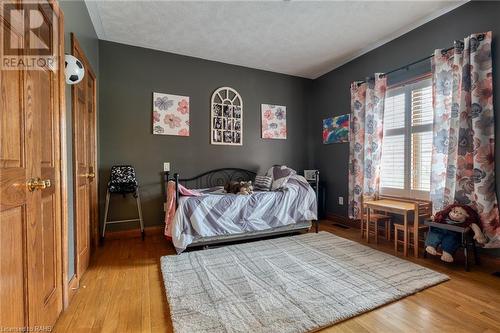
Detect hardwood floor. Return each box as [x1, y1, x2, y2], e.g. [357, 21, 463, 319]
[54, 221, 500, 332]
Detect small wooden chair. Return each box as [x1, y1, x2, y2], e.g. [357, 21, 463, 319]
[393, 199, 432, 256]
[394, 223, 428, 255]
[360, 194, 392, 244]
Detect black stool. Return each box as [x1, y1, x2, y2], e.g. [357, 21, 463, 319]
[102, 165, 144, 240]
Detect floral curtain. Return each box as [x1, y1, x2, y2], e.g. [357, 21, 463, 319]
[348, 74, 387, 219]
[431, 31, 500, 247]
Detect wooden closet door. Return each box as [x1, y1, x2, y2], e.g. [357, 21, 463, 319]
[72, 34, 97, 280]
[0, 20, 28, 328]
[74, 70, 91, 277]
[86, 71, 98, 251]
[0, 0, 63, 328]
[24, 67, 62, 327]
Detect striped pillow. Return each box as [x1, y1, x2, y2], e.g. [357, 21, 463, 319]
[254, 175, 272, 191]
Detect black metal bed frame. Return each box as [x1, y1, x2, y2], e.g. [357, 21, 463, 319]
[163, 167, 319, 248]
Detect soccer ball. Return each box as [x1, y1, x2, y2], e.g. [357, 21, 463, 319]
[64, 54, 85, 85]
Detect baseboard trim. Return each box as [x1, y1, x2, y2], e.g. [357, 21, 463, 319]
[104, 225, 164, 240]
[325, 213, 360, 229]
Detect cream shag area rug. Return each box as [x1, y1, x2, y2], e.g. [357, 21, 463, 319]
[161, 232, 448, 333]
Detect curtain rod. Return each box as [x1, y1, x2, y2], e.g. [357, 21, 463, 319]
[357, 46, 454, 85]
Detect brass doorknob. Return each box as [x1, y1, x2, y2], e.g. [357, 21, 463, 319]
[84, 172, 95, 179]
[26, 178, 51, 192]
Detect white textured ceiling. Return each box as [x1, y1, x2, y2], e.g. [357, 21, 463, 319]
[85, 1, 465, 79]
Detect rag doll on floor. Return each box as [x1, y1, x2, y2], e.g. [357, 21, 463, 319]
[425, 204, 487, 263]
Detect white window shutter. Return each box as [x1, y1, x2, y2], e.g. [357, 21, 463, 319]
[380, 77, 433, 199]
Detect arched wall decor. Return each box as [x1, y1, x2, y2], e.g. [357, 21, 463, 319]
[210, 87, 243, 146]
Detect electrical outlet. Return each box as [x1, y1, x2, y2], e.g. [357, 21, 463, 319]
[163, 162, 170, 172]
[338, 196, 344, 205]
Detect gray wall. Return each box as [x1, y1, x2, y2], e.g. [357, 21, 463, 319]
[308, 1, 500, 219]
[59, 0, 99, 280]
[99, 40, 312, 230]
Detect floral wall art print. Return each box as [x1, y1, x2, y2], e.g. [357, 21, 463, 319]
[323, 114, 350, 144]
[153, 92, 190, 136]
[261, 104, 287, 139]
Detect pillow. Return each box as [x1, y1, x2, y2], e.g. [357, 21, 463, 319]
[254, 175, 272, 191]
[266, 165, 296, 190]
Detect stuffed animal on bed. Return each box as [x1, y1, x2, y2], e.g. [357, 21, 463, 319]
[224, 181, 254, 195]
[425, 204, 487, 263]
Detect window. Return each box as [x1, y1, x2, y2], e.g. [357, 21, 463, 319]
[380, 76, 433, 199]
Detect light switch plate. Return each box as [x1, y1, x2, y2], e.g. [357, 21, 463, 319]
[163, 162, 170, 172]
[338, 196, 344, 205]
